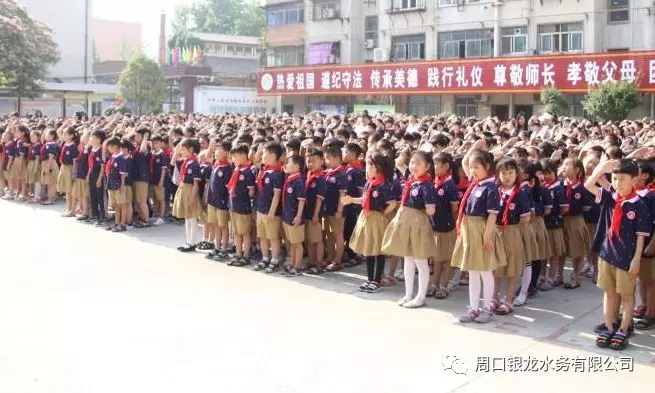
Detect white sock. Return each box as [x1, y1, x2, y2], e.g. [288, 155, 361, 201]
[403, 257, 416, 299]
[520, 264, 532, 296]
[34, 183, 42, 198]
[452, 268, 461, 283]
[468, 271, 481, 310]
[481, 270, 495, 309]
[184, 219, 193, 244]
[415, 258, 430, 302]
[188, 218, 198, 245]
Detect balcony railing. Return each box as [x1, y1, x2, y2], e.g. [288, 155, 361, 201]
[312, 2, 342, 20]
[386, 0, 427, 13]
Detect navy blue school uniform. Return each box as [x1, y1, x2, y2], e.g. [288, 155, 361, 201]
[344, 164, 365, 256]
[255, 168, 285, 215]
[462, 177, 501, 217]
[123, 154, 134, 187]
[229, 166, 256, 214]
[282, 175, 306, 224]
[636, 188, 655, 255]
[584, 188, 601, 223]
[323, 166, 348, 216]
[2, 141, 16, 168]
[180, 160, 202, 184]
[106, 153, 128, 191]
[345, 165, 365, 198]
[544, 181, 566, 229]
[17, 141, 29, 159]
[391, 169, 403, 201]
[207, 163, 233, 211]
[87, 148, 103, 178]
[366, 182, 394, 212]
[535, 185, 552, 217]
[29, 142, 41, 161]
[562, 180, 589, 216]
[198, 162, 212, 198]
[40, 142, 59, 161]
[594, 188, 651, 271]
[60, 142, 78, 166]
[74, 145, 89, 179]
[149, 151, 170, 186]
[496, 187, 532, 226]
[403, 180, 437, 209]
[520, 181, 535, 213]
[430, 176, 459, 232]
[131, 148, 151, 184]
[304, 173, 327, 220]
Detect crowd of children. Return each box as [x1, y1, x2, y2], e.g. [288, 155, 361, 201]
[2, 111, 655, 351]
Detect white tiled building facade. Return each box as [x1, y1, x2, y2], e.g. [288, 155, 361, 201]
[263, 0, 655, 117]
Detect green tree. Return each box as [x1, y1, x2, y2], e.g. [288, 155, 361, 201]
[540, 87, 569, 116]
[583, 81, 642, 121]
[118, 53, 166, 115]
[92, 39, 101, 64]
[0, 0, 60, 97]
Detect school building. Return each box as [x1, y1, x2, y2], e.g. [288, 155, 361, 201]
[258, 0, 655, 118]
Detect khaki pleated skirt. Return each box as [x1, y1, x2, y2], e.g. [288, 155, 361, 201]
[532, 216, 549, 261]
[56, 164, 73, 193]
[547, 227, 566, 258]
[563, 215, 590, 259]
[350, 210, 388, 256]
[495, 224, 526, 277]
[71, 178, 89, 199]
[172, 183, 203, 219]
[9, 156, 26, 181]
[381, 206, 438, 259]
[26, 160, 40, 184]
[451, 215, 506, 272]
[520, 220, 539, 263]
[434, 229, 457, 262]
[586, 222, 598, 250]
[40, 161, 59, 186]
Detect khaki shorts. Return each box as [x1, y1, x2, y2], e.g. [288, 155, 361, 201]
[305, 220, 323, 244]
[124, 185, 133, 204]
[230, 211, 252, 236]
[597, 257, 636, 297]
[284, 222, 305, 245]
[133, 181, 149, 204]
[638, 255, 655, 283]
[207, 205, 230, 227]
[256, 212, 282, 240]
[323, 215, 345, 239]
[108, 188, 127, 206]
[149, 184, 165, 202]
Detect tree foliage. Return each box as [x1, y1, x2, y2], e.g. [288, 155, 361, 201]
[118, 53, 166, 116]
[540, 87, 569, 116]
[0, 0, 60, 97]
[583, 81, 642, 121]
[169, 0, 264, 48]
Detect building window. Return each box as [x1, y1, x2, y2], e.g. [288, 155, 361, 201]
[563, 94, 588, 118]
[391, 0, 426, 10]
[501, 27, 528, 55]
[313, 1, 341, 20]
[307, 42, 341, 65]
[607, 48, 629, 52]
[391, 34, 425, 61]
[608, 0, 629, 23]
[438, 0, 489, 6]
[407, 95, 441, 116]
[454, 95, 478, 118]
[365, 15, 378, 47]
[266, 7, 304, 26]
[538, 23, 583, 53]
[266, 46, 304, 67]
[438, 29, 493, 59]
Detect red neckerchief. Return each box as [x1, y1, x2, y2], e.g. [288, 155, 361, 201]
[456, 176, 494, 235]
[435, 175, 452, 190]
[39, 143, 47, 157]
[566, 179, 580, 202]
[256, 164, 283, 191]
[87, 148, 98, 176]
[214, 159, 230, 168]
[500, 184, 521, 227]
[75, 144, 85, 163]
[282, 173, 301, 209]
[59, 142, 70, 164]
[227, 164, 247, 193]
[401, 174, 432, 205]
[105, 153, 117, 176]
[328, 166, 346, 179]
[363, 175, 385, 212]
[348, 161, 363, 170]
[162, 147, 172, 157]
[178, 155, 197, 184]
[305, 169, 325, 189]
[149, 150, 163, 180]
[542, 180, 556, 189]
[25, 143, 34, 160]
[609, 190, 637, 240]
[456, 178, 469, 194]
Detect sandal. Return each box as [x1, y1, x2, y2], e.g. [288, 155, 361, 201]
[226, 256, 241, 266]
[343, 258, 358, 268]
[284, 267, 302, 277]
[596, 330, 614, 348]
[434, 287, 449, 299]
[634, 316, 655, 330]
[112, 225, 126, 233]
[380, 275, 395, 286]
[634, 305, 647, 319]
[553, 275, 564, 287]
[231, 257, 250, 267]
[205, 249, 221, 260]
[254, 260, 269, 271]
[495, 302, 514, 315]
[196, 241, 214, 251]
[609, 330, 629, 350]
[305, 266, 325, 275]
[325, 262, 343, 272]
[538, 279, 554, 291]
[177, 244, 195, 252]
[564, 280, 580, 289]
[426, 284, 438, 297]
[264, 260, 280, 274]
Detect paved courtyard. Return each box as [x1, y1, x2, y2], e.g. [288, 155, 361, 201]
[0, 200, 654, 393]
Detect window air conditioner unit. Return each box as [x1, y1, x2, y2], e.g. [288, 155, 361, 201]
[364, 39, 375, 49]
[373, 48, 389, 62]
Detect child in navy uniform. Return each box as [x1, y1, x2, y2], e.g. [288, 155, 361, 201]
[71, 132, 90, 221]
[586, 159, 650, 350]
[26, 130, 42, 203]
[304, 148, 327, 274]
[227, 144, 256, 266]
[539, 159, 567, 291]
[342, 143, 366, 266]
[281, 155, 306, 277]
[344, 152, 396, 293]
[206, 141, 233, 261]
[58, 127, 79, 216]
[87, 130, 106, 225]
[40, 129, 60, 205]
[633, 162, 655, 329]
[131, 129, 151, 227]
[120, 140, 135, 227]
[562, 158, 592, 289]
[149, 134, 169, 226]
[254, 142, 285, 272]
[173, 138, 203, 251]
[323, 143, 348, 272]
[382, 150, 437, 309]
[0, 131, 16, 199]
[582, 154, 602, 281]
[104, 137, 129, 232]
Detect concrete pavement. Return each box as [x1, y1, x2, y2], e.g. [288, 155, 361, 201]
[0, 200, 654, 393]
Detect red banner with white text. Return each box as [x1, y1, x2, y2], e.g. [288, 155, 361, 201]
[256, 51, 655, 96]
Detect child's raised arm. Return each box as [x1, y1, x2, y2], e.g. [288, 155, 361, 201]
[584, 159, 618, 198]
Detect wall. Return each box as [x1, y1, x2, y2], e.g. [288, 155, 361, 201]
[21, 0, 93, 82]
[92, 18, 143, 62]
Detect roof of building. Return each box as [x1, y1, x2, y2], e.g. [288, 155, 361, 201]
[191, 32, 260, 46]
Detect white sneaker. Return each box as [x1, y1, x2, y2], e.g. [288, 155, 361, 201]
[153, 217, 165, 226]
[513, 293, 528, 307]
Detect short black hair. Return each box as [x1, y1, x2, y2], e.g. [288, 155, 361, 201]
[230, 143, 249, 156]
[181, 137, 200, 154]
[287, 154, 303, 168]
[345, 142, 362, 157]
[150, 133, 163, 143]
[286, 138, 301, 152]
[638, 161, 655, 184]
[264, 141, 283, 161]
[613, 159, 639, 177]
[90, 130, 105, 143]
[217, 141, 232, 152]
[325, 143, 342, 158]
[306, 147, 324, 159]
[120, 139, 135, 151]
[106, 136, 121, 148]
